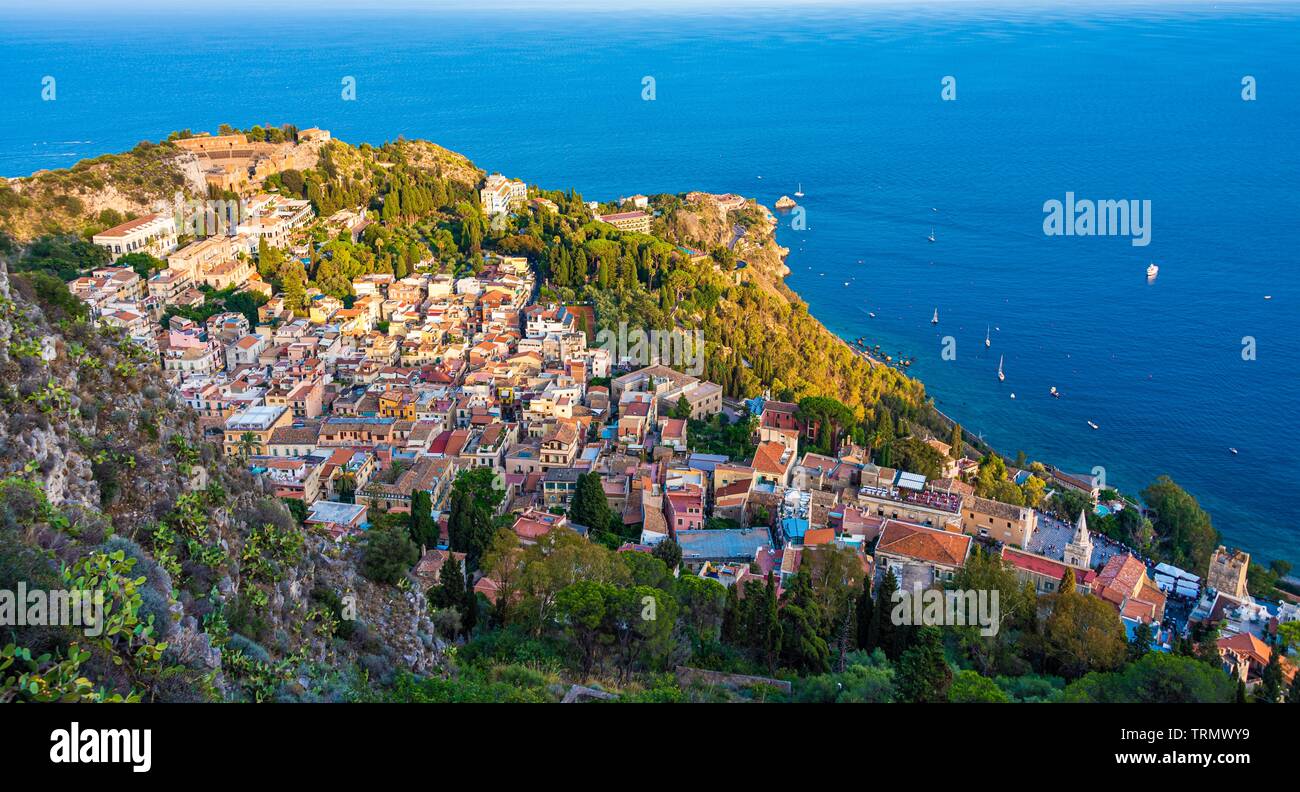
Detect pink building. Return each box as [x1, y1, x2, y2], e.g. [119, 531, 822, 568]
[665, 485, 705, 534]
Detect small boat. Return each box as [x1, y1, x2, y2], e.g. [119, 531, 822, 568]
[984, 326, 991, 348]
[794, 183, 804, 198]
[931, 308, 939, 325]
[1229, 447, 1239, 455]
[1010, 393, 1016, 400]
[997, 355, 1005, 382]
[1087, 420, 1100, 430]
[1146, 263, 1159, 279]
[1264, 295, 1272, 300]
[868, 312, 876, 318]
[927, 229, 936, 243]
[1049, 386, 1060, 398]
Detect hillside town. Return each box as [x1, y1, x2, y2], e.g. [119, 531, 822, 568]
[61, 128, 1298, 701]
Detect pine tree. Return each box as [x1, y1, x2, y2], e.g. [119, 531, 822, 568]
[1236, 679, 1248, 704]
[894, 626, 953, 703]
[1286, 672, 1300, 704]
[949, 423, 964, 459]
[778, 572, 829, 674]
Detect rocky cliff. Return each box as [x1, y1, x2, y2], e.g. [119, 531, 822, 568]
[0, 248, 442, 703]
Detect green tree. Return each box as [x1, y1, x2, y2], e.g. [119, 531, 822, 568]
[778, 572, 830, 674]
[1141, 475, 1219, 572]
[854, 576, 873, 651]
[1062, 652, 1235, 703]
[554, 580, 615, 677]
[236, 431, 258, 459]
[409, 489, 437, 548]
[117, 251, 165, 279]
[447, 488, 495, 570]
[744, 572, 782, 672]
[652, 538, 682, 570]
[671, 395, 692, 420]
[895, 626, 952, 702]
[361, 520, 419, 585]
[1128, 621, 1153, 662]
[868, 568, 906, 659]
[429, 554, 465, 611]
[949, 423, 964, 459]
[721, 580, 743, 644]
[1043, 584, 1127, 678]
[569, 472, 614, 536]
[948, 669, 1010, 702]
[1258, 647, 1286, 703]
[675, 576, 727, 643]
[462, 572, 479, 638]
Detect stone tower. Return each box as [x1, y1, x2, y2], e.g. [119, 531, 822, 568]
[1207, 546, 1250, 599]
[1063, 510, 1093, 569]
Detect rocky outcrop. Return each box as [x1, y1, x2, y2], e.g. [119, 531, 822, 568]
[0, 252, 443, 701]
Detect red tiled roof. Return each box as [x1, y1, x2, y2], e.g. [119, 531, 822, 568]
[876, 520, 971, 567]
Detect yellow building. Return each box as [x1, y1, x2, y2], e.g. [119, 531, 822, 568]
[223, 405, 292, 457]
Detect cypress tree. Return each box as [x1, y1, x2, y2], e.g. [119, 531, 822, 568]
[1259, 648, 1285, 703]
[462, 571, 478, 638]
[869, 569, 904, 660]
[721, 581, 742, 645]
[409, 489, 437, 549]
[429, 553, 464, 611]
[854, 576, 874, 650]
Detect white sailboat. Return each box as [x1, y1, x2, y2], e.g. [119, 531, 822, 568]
[927, 228, 936, 243]
[1146, 262, 1159, 279]
[1087, 420, 1100, 430]
[984, 326, 991, 348]
[794, 182, 804, 198]
[997, 355, 1005, 382]
[931, 308, 939, 325]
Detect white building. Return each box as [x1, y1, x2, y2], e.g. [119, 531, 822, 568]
[480, 174, 526, 216]
[92, 213, 179, 262]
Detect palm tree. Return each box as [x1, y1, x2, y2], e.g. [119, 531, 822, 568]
[336, 470, 357, 504]
[237, 431, 258, 459]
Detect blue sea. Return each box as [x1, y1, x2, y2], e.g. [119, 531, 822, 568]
[2, 2, 1298, 563]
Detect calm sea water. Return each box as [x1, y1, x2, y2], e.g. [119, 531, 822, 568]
[2, 2, 1298, 563]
